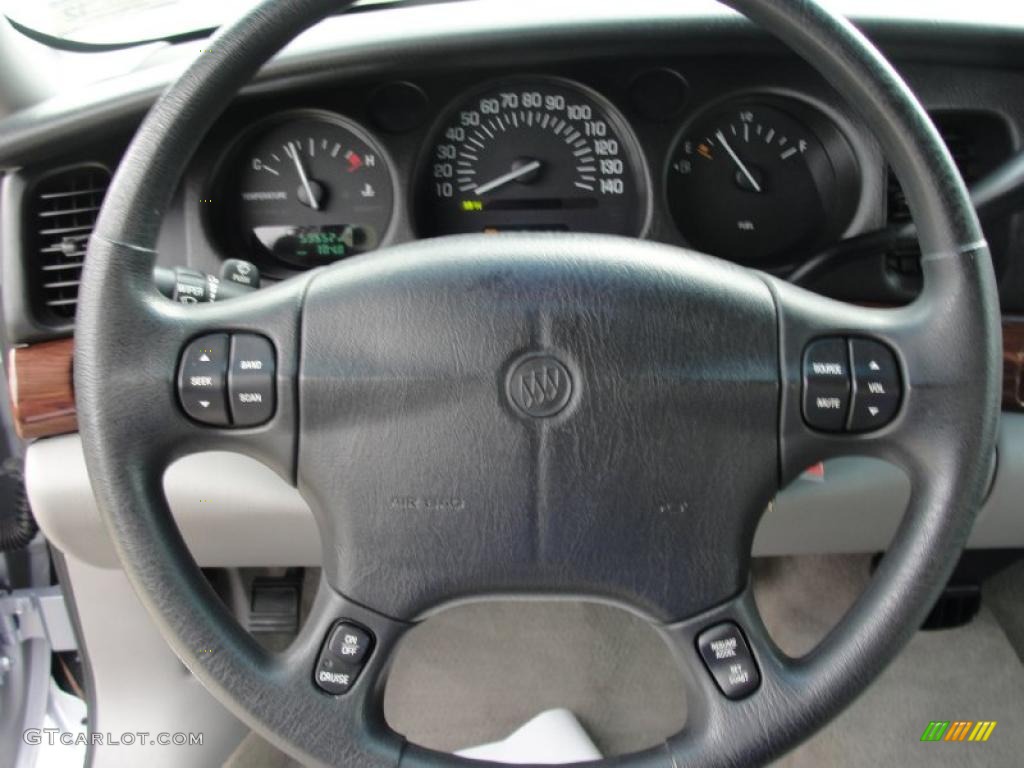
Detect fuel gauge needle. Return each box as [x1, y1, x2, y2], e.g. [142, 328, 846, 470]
[287, 141, 320, 210]
[715, 130, 762, 193]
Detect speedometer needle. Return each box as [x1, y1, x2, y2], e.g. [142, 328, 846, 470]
[474, 160, 542, 196]
[715, 130, 762, 193]
[287, 141, 321, 211]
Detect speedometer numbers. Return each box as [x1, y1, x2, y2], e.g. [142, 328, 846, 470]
[666, 99, 859, 266]
[418, 79, 648, 237]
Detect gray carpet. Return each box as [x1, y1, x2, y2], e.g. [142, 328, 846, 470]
[384, 600, 687, 756]
[226, 555, 1024, 766]
[758, 557, 1024, 767]
[985, 559, 1024, 665]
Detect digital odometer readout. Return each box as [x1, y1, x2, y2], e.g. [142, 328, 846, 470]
[253, 224, 377, 267]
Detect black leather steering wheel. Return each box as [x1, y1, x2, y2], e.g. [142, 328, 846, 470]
[75, 1, 1001, 765]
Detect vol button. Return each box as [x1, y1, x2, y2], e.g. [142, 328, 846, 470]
[848, 339, 901, 432]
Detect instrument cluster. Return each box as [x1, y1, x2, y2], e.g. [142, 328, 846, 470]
[201, 69, 868, 276]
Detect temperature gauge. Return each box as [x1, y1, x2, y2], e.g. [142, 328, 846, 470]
[219, 111, 395, 269]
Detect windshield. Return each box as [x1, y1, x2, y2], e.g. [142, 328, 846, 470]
[0, 0, 1016, 48]
[0, 0, 397, 46]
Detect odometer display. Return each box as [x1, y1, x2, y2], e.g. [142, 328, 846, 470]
[253, 224, 377, 267]
[417, 78, 648, 237]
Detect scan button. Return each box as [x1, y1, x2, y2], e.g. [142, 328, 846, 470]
[227, 334, 276, 427]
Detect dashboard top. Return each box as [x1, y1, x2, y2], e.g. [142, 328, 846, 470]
[1, 0, 1024, 168]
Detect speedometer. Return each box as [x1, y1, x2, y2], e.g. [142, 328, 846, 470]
[416, 78, 648, 237]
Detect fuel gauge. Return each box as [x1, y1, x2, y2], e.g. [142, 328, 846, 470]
[666, 98, 859, 266]
[220, 111, 395, 269]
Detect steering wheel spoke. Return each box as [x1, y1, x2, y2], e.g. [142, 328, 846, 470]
[766, 259, 999, 486]
[188, 572, 410, 767]
[275, 577, 410, 755]
[658, 587, 800, 767]
[77, 235, 311, 478]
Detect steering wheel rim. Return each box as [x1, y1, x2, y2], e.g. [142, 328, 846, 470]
[74, 1, 1001, 766]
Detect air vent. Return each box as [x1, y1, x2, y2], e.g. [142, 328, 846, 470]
[28, 165, 110, 320]
[886, 112, 1012, 279]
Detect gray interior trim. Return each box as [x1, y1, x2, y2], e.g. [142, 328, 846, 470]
[754, 458, 908, 556]
[56, 550, 248, 767]
[962, 412, 1024, 547]
[24, 412, 1024, 570]
[26, 439, 316, 569]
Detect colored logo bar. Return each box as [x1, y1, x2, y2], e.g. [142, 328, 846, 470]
[921, 721, 997, 742]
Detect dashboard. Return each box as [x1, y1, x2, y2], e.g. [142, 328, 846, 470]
[200, 72, 869, 276]
[2, 4, 1024, 349]
[190, 60, 884, 286]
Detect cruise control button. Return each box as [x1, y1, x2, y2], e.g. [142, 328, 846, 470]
[848, 338, 901, 432]
[802, 337, 851, 432]
[697, 622, 761, 700]
[314, 655, 360, 695]
[314, 620, 375, 695]
[228, 334, 275, 427]
[328, 622, 372, 665]
[177, 334, 230, 426]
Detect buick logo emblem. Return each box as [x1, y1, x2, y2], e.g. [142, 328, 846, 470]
[506, 355, 573, 418]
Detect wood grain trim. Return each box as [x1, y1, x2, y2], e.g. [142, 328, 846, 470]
[1004, 317, 1024, 412]
[8, 337, 76, 440]
[4, 318, 1024, 441]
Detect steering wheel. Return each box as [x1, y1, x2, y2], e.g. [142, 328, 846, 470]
[75, 0, 1001, 765]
